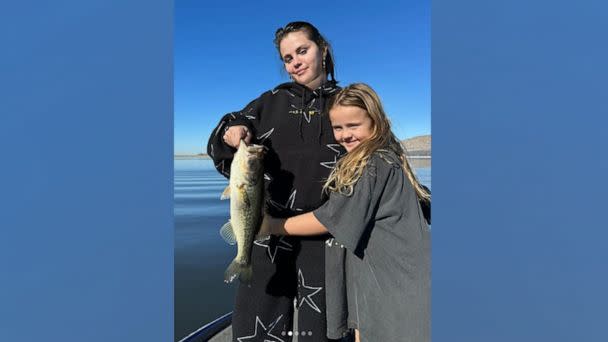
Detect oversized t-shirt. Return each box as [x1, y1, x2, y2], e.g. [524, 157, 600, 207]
[314, 150, 431, 342]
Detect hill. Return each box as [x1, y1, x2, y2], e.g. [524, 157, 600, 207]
[401, 134, 431, 157]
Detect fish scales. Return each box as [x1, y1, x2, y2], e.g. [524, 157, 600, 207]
[220, 140, 265, 284]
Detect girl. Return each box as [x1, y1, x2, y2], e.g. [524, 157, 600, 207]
[208, 22, 345, 341]
[260, 83, 431, 342]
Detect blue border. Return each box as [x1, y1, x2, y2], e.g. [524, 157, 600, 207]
[433, 0, 608, 340]
[1, 1, 173, 340]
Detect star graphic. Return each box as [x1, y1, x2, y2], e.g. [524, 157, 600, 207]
[213, 121, 226, 137]
[302, 98, 320, 123]
[319, 144, 344, 169]
[301, 108, 319, 123]
[268, 189, 303, 212]
[240, 107, 257, 120]
[326, 144, 343, 154]
[215, 160, 229, 177]
[254, 236, 293, 263]
[256, 128, 275, 143]
[320, 155, 339, 169]
[271, 88, 280, 95]
[288, 101, 320, 124]
[296, 269, 323, 313]
[237, 315, 285, 342]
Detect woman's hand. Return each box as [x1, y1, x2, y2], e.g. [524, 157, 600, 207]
[223, 125, 252, 148]
[257, 215, 285, 239]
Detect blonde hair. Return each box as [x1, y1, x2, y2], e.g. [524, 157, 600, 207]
[324, 83, 431, 205]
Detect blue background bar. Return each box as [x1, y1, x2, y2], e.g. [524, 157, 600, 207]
[433, 0, 608, 340]
[0, 1, 173, 340]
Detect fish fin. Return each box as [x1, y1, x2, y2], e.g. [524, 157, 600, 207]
[220, 185, 230, 200]
[236, 184, 250, 207]
[219, 221, 237, 245]
[224, 260, 253, 284]
[224, 260, 241, 283]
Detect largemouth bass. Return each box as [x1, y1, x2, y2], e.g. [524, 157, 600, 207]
[219, 139, 265, 284]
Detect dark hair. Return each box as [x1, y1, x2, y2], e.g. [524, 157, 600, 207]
[273, 21, 336, 82]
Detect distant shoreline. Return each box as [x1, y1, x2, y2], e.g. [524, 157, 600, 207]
[176, 135, 431, 160]
[174, 155, 211, 160]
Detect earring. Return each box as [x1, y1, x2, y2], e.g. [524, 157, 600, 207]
[322, 59, 326, 70]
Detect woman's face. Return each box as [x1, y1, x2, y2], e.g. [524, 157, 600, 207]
[279, 31, 326, 89]
[329, 105, 374, 152]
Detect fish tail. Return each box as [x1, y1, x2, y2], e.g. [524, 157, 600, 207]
[224, 260, 253, 284]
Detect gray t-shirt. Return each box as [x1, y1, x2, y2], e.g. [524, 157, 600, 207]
[314, 151, 431, 342]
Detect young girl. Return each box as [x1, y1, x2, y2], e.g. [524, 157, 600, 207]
[260, 83, 431, 342]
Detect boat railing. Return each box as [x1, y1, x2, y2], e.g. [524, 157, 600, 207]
[178, 312, 232, 342]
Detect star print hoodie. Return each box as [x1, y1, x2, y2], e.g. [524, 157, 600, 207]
[207, 80, 344, 218]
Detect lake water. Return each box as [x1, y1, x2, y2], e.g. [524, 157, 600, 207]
[174, 158, 431, 341]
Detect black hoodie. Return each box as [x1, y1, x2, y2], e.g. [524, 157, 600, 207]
[207, 80, 344, 218]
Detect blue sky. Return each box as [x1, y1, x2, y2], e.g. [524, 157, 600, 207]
[175, 0, 430, 154]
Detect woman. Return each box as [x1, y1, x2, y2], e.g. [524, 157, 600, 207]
[207, 21, 345, 341]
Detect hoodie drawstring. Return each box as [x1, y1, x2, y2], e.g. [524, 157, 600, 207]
[283, 81, 336, 143]
[298, 87, 305, 140]
[318, 94, 324, 143]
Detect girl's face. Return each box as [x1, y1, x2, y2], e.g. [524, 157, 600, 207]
[279, 31, 326, 89]
[329, 105, 374, 152]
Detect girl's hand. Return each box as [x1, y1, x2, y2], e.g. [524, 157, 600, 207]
[223, 125, 252, 148]
[258, 212, 327, 238]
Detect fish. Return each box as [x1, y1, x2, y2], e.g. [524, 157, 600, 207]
[219, 139, 265, 284]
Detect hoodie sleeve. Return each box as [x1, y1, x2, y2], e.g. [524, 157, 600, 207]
[313, 161, 385, 255]
[206, 96, 264, 178]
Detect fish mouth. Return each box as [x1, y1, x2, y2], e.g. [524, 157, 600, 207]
[246, 144, 265, 154]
